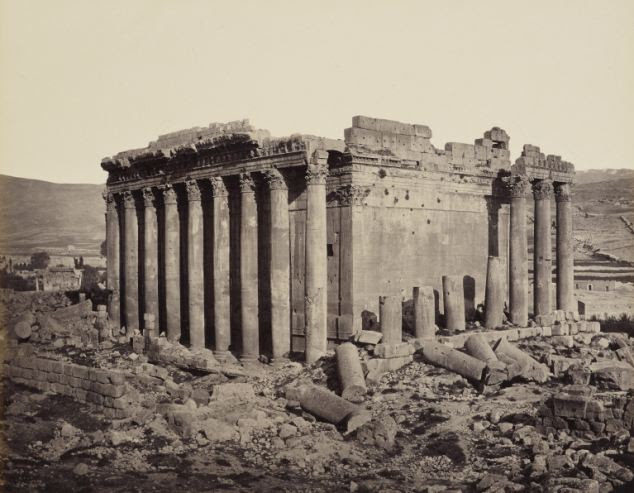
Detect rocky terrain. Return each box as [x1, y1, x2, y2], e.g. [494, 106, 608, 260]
[3, 290, 634, 492]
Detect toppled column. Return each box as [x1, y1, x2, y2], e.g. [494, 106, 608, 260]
[464, 333, 507, 384]
[419, 340, 488, 386]
[288, 384, 370, 433]
[413, 286, 435, 340]
[507, 175, 530, 326]
[442, 275, 465, 331]
[493, 337, 549, 382]
[13, 312, 35, 340]
[484, 256, 505, 329]
[336, 342, 367, 403]
[304, 153, 329, 364]
[379, 295, 402, 344]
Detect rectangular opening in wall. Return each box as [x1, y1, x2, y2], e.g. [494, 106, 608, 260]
[327, 244, 334, 257]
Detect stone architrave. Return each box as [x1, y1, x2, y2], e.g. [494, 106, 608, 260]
[555, 183, 574, 312]
[304, 151, 329, 364]
[264, 169, 291, 360]
[103, 191, 120, 328]
[210, 176, 231, 358]
[239, 173, 259, 361]
[533, 179, 553, 317]
[507, 175, 530, 327]
[142, 187, 159, 330]
[122, 190, 139, 332]
[160, 184, 181, 342]
[186, 180, 205, 349]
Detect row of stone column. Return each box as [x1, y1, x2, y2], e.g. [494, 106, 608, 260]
[104, 157, 329, 362]
[508, 176, 574, 325]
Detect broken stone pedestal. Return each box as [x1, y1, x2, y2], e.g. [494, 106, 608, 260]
[442, 275, 465, 332]
[413, 286, 436, 340]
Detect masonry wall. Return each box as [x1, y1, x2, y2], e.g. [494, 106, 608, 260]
[349, 164, 507, 332]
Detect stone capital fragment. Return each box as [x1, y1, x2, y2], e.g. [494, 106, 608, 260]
[122, 190, 137, 209]
[209, 176, 228, 197]
[185, 180, 202, 201]
[554, 182, 572, 202]
[505, 174, 531, 199]
[263, 168, 287, 190]
[159, 183, 178, 204]
[239, 172, 256, 193]
[532, 179, 553, 200]
[142, 187, 157, 208]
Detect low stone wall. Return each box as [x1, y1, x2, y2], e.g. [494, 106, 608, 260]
[5, 355, 131, 419]
[539, 384, 634, 438]
[437, 321, 600, 349]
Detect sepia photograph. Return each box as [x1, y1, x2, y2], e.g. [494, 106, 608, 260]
[1, 0, 633, 491]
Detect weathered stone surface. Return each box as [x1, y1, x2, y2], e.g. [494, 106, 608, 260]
[356, 415, 397, 451]
[442, 275, 465, 332]
[336, 342, 367, 403]
[211, 383, 255, 402]
[355, 330, 383, 345]
[590, 361, 634, 391]
[418, 340, 487, 385]
[493, 337, 549, 382]
[373, 342, 414, 359]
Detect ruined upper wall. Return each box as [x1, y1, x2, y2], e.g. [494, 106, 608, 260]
[344, 116, 511, 172]
[511, 144, 575, 183]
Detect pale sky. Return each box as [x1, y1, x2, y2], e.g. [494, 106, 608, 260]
[1, 0, 633, 184]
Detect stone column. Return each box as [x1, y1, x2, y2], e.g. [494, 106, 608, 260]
[533, 179, 553, 317]
[484, 256, 505, 329]
[264, 169, 291, 360]
[161, 184, 181, 343]
[208, 177, 231, 358]
[555, 182, 574, 312]
[442, 275, 465, 331]
[413, 286, 435, 340]
[239, 173, 259, 361]
[186, 180, 205, 349]
[379, 295, 402, 344]
[508, 175, 530, 327]
[123, 190, 139, 332]
[304, 152, 329, 364]
[104, 191, 120, 327]
[142, 187, 159, 330]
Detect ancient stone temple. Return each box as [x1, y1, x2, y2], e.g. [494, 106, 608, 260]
[101, 116, 575, 361]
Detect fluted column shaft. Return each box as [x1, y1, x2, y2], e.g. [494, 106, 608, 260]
[508, 175, 530, 326]
[142, 188, 159, 329]
[555, 182, 574, 311]
[123, 191, 139, 332]
[162, 185, 181, 342]
[239, 173, 259, 361]
[104, 192, 120, 327]
[210, 177, 231, 357]
[533, 179, 553, 317]
[186, 180, 205, 349]
[265, 169, 291, 360]
[304, 152, 329, 363]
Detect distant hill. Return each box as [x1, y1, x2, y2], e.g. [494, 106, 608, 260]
[0, 174, 104, 255]
[575, 168, 634, 185]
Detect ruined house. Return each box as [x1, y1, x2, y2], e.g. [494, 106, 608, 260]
[100, 116, 575, 361]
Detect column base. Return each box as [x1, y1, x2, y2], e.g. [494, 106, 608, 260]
[240, 353, 259, 363]
[214, 350, 237, 364]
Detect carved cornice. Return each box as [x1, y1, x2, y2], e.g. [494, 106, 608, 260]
[185, 180, 202, 201]
[239, 173, 256, 193]
[335, 185, 370, 206]
[142, 187, 157, 208]
[159, 184, 178, 205]
[209, 176, 229, 197]
[532, 179, 553, 200]
[263, 168, 287, 190]
[505, 174, 531, 199]
[122, 190, 137, 209]
[554, 182, 572, 203]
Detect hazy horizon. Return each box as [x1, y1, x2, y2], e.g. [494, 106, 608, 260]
[1, 0, 633, 183]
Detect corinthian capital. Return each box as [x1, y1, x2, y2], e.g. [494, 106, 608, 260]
[142, 187, 157, 207]
[185, 180, 202, 201]
[263, 169, 287, 190]
[209, 176, 228, 197]
[505, 174, 531, 199]
[239, 173, 256, 193]
[122, 190, 137, 209]
[159, 184, 178, 205]
[335, 185, 370, 206]
[554, 182, 572, 202]
[532, 179, 553, 200]
[103, 190, 116, 211]
[306, 163, 328, 185]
